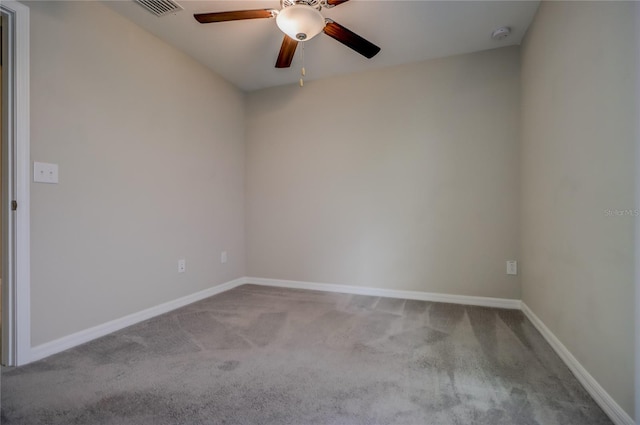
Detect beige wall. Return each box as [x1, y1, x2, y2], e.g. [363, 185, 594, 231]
[29, 1, 246, 346]
[520, 1, 638, 418]
[246, 47, 521, 299]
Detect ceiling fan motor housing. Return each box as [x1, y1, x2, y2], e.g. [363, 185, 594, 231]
[282, 0, 323, 10]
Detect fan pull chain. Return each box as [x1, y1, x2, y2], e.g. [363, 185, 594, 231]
[300, 42, 305, 87]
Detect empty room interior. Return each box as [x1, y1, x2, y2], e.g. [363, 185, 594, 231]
[0, 0, 638, 424]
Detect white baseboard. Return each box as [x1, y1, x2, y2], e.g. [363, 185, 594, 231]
[521, 303, 635, 425]
[246, 277, 522, 309]
[29, 277, 247, 363]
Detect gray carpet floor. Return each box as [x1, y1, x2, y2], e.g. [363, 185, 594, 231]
[1, 284, 612, 425]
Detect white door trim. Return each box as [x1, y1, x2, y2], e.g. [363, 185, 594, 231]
[1, 0, 31, 366]
[635, 3, 640, 421]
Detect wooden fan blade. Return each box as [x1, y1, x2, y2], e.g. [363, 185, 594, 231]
[194, 9, 275, 24]
[327, 0, 350, 6]
[275, 35, 298, 68]
[323, 20, 381, 59]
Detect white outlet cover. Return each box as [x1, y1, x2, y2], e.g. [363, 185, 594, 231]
[33, 161, 59, 184]
[506, 260, 517, 275]
[221, 251, 228, 264]
[178, 259, 186, 273]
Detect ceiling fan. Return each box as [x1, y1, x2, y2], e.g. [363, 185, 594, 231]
[194, 0, 381, 69]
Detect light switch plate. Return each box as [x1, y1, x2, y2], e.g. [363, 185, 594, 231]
[33, 162, 59, 184]
[506, 260, 517, 275]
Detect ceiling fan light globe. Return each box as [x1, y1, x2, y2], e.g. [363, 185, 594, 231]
[276, 5, 326, 41]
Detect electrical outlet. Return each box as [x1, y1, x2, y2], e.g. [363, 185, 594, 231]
[506, 261, 517, 275]
[221, 251, 228, 264]
[178, 259, 186, 273]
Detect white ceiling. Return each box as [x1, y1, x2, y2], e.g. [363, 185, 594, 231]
[104, 0, 540, 91]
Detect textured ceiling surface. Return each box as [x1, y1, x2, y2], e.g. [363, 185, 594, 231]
[105, 0, 540, 91]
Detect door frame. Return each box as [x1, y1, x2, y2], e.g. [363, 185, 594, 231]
[1, 0, 31, 367]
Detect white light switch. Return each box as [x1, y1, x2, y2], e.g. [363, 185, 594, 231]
[33, 162, 59, 184]
[507, 261, 518, 275]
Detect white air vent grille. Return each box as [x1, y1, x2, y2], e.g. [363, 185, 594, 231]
[135, 0, 184, 17]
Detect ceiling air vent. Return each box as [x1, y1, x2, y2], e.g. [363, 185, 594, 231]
[134, 0, 184, 17]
